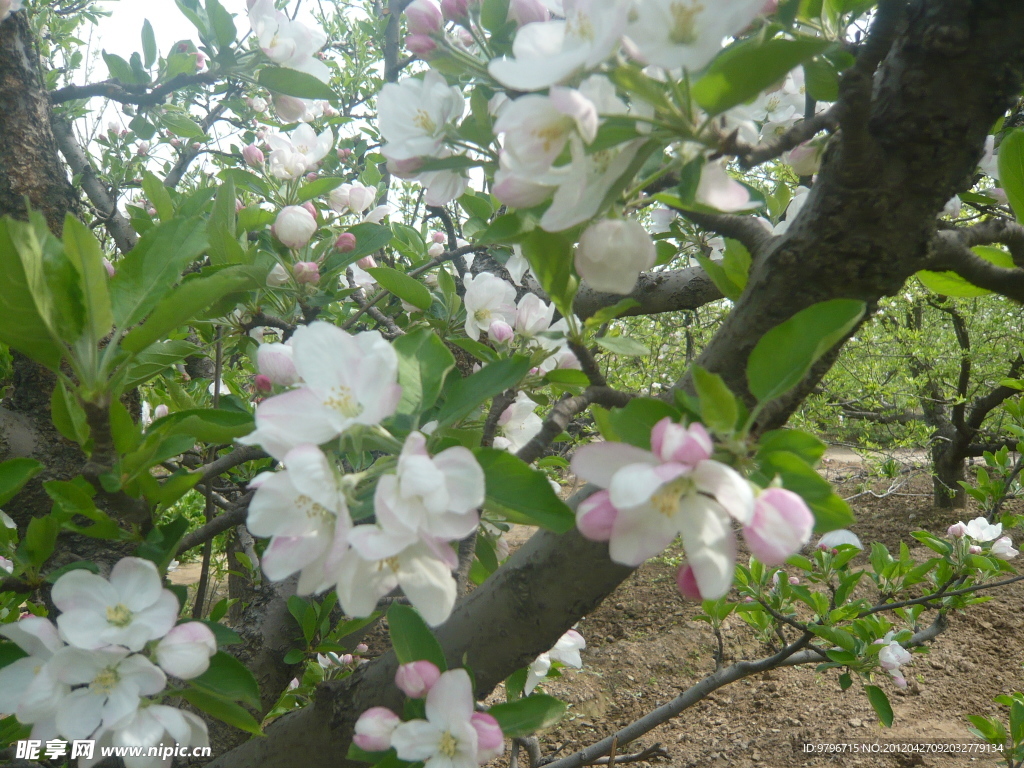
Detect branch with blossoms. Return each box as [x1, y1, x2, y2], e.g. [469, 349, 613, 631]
[49, 71, 223, 106]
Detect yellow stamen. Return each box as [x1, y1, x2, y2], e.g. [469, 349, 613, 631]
[106, 603, 133, 627]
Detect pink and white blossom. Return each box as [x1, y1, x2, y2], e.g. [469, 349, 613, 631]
[248, 0, 329, 81]
[965, 516, 1002, 542]
[257, 342, 299, 387]
[354, 706, 402, 752]
[743, 487, 815, 566]
[83, 704, 209, 768]
[463, 272, 517, 340]
[493, 391, 543, 454]
[695, 159, 760, 212]
[396, 660, 442, 698]
[524, 629, 586, 693]
[274, 206, 318, 249]
[0, 617, 68, 740]
[991, 536, 1018, 560]
[154, 622, 217, 679]
[267, 124, 334, 180]
[378, 70, 465, 162]
[575, 218, 656, 294]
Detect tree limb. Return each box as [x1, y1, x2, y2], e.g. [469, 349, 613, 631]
[571, 267, 723, 321]
[50, 72, 222, 106]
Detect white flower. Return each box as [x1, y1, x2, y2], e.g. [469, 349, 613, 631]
[52, 558, 179, 652]
[50, 648, 166, 740]
[877, 639, 912, 689]
[576, 218, 656, 294]
[524, 629, 585, 693]
[493, 391, 543, 454]
[648, 207, 677, 234]
[694, 159, 760, 212]
[495, 89, 598, 177]
[625, 0, 765, 72]
[0, 617, 69, 740]
[267, 263, 290, 287]
[273, 206, 318, 249]
[515, 293, 555, 338]
[238, 322, 402, 460]
[88, 704, 209, 768]
[463, 272, 517, 340]
[247, 443, 352, 593]
[248, 0, 329, 81]
[0, 554, 12, 573]
[390, 669, 487, 768]
[817, 529, 863, 550]
[257, 342, 299, 387]
[540, 139, 645, 231]
[379, 70, 465, 162]
[991, 536, 1018, 560]
[154, 623, 217, 679]
[374, 431, 484, 542]
[267, 124, 334, 180]
[506, 245, 531, 286]
[330, 182, 376, 214]
[965, 516, 1002, 542]
[489, 0, 631, 91]
[363, 204, 394, 224]
[773, 185, 811, 235]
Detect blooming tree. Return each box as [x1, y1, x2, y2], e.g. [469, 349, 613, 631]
[0, 0, 1023, 767]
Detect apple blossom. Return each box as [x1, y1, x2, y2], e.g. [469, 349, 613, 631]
[508, 0, 549, 25]
[471, 712, 504, 762]
[246, 444, 351, 592]
[294, 261, 321, 284]
[743, 487, 815, 566]
[965, 516, 1002, 542]
[515, 293, 555, 338]
[257, 342, 299, 387]
[784, 140, 823, 176]
[624, 0, 765, 71]
[335, 232, 358, 252]
[506, 245, 530, 286]
[242, 143, 264, 167]
[773, 185, 811, 235]
[488, 320, 514, 343]
[0, 617, 68, 740]
[572, 418, 754, 598]
[390, 668, 492, 767]
[524, 629, 586, 693]
[695, 159, 761, 212]
[373, 430, 484, 542]
[51, 557, 179, 652]
[364, 204, 394, 224]
[540, 139, 645, 231]
[817, 529, 863, 550]
[274, 205, 318, 249]
[575, 218, 657, 295]
[378, 70, 465, 162]
[248, 0, 329, 81]
[354, 707, 402, 752]
[494, 89, 598, 177]
[396, 660, 442, 698]
[267, 263, 290, 287]
[463, 272, 516, 340]
[676, 564, 703, 600]
[649, 207, 677, 234]
[968, 544, 983, 555]
[0, 554, 12, 573]
[249, 95, 268, 112]
[947, 521, 968, 538]
[442, 0, 472, 22]
[330, 182, 376, 214]
[102, 257, 116, 277]
[50, 648, 166, 740]
[154, 622, 217, 679]
[85, 704, 209, 768]
[407, 0, 443, 35]
[273, 93, 319, 122]
[877, 639, 912, 689]
[267, 124, 334, 180]
[493, 391, 543, 453]
[991, 536, 1018, 560]
[153, 404, 169, 420]
[575, 490, 617, 541]
[489, 0, 631, 91]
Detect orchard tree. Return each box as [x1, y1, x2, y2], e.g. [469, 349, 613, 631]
[1, 1, 1024, 767]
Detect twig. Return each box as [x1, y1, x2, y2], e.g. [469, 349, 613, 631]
[516, 387, 634, 465]
[717, 106, 839, 171]
[589, 743, 669, 766]
[197, 444, 268, 483]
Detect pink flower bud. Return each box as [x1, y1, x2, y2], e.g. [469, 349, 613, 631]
[576, 489, 617, 542]
[102, 258, 116, 277]
[357, 255, 377, 270]
[471, 712, 504, 762]
[488, 320, 514, 343]
[170, 137, 181, 147]
[254, 374, 273, 392]
[153, 404, 169, 420]
[508, 0, 549, 25]
[257, 343, 299, 386]
[242, 143, 265, 167]
[969, 544, 983, 555]
[387, 156, 424, 178]
[676, 564, 703, 601]
[406, 0, 443, 35]
[948, 522, 969, 539]
[405, 34, 438, 58]
[266, 263, 290, 287]
[155, 621, 217, 679]
[306, 172, 318, 181]
[236, 198, 245, 213]
[744, 487, 815, 566]
[274, 205, 318, 249]
[395, 660, 441, 698]
[147, 207, 158, 217]
[789, 576, 800, 585]
[651, 418, 713, 466]
[287, 677, 300, 690]
[355, 643, 369, 654]
[301, 201, 318, 219]
[249, 96, 268, 113]
[431, 231, 446, 244]
[293, 261, 320, 284]
[354, 707, 401, 752]
[441, 0, 471, 22]
[335, 232, 358, 252]
[191, 142, 201, 150]
[337, 147, 353, 160]
[136, 142, 150, 156]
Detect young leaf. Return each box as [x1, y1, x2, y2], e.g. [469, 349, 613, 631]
[388, 603, 447, 670]
[435, 356, 533, 428]
[0, 458, 44, 507]
[692, 366, 738, 434]
[864, 684, 894, 727]
[488, 694, 567, 737]
[190, 651, 261, 708]
[393, 328, 456, 415]
[258, 67, 336, 101]
[62, 216, 114, 344]
[998, 128, 1024, 222]
[366, 266, 433, 311]
[473, 449, 575, 533]
[179, 688, 263, 735]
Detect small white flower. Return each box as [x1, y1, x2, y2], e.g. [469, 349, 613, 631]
[463, 273, 516, 340]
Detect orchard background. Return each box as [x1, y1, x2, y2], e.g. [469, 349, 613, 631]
[1, 0, 1024, 767]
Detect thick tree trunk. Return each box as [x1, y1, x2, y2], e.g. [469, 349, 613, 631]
[932, 442, 968, 509]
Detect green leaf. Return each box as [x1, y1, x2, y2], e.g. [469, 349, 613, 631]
[141, 171, 175, 221]
[480, 0, 511, 33]
[757, 428, 826, 465]
[693, 37, 830, 116]
[103, 50, 141, 83]
[150, 409, 254, 443]
[393, 328, 456, 415]
[120, 340, 202, 391]
[162, 112, 207, 140]
[476, 213, 535, 246]
[322, 223, 393, 273]
[917, 246, 1014, 298]
[45, 480, 122, 539]
[436, 356, 533, 428]
[692, 366, 738, 434]
[366, 267, 433, 311]
[998, 128, 1024, 222]
[20, 515, 60, 569]
[141, 20, 157, 68]
[201, 620, 243, 647]
[602, 398, 680, 450]
[62, 216, 113, 344]
[298, 177, 345, 203]
[864, 684, 893, 727]
[208, 178, 245, 265]
[121, 265, 264, 352]
[0, 458, 44, 506]
[258, 66, 335, 101]
[136, 515, 190, 572]
[387, 603, 447, 670]
[0, 217, 64, 368]
[758, 450, 854, 532]
[488, 694, 567, 737]
[179, 688, 263, 735]
[474, 449, 575, 533]
[109, 216, 210, 329]
[803, 57, 839, 101]
[747, 299, 865, 404]
[695, 254, 743, 301]
[0, 642, 28, 670]
[595, 336, 650, 357]
[520, 230, 575, 317]
[207, 0, 237, 49]
[967, 715, 1008, 746]
[190, 651, 261, 708]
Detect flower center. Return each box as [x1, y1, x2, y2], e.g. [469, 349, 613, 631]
[413, 109, 438, 135]
[297, 494, 332, 520]
[533, 122, 570, 154]
[567, 12, 595, 43]
[669, 1, 704, 45]
[650, 477, 693, 518]
[325, 386, 363, 419]
[106, 603, 134, 627]
[377, 556, 401, 573]
[438, 731, 459, 757]
[90, 667, 121, 695]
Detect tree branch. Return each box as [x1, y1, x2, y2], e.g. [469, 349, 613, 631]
[671, 209, 775, 256]
[719, 106, 839, 170]
[926, 229, 1024, 302]
[571, 267, 723, 321]
[49, 72, 222, 106]
[516, 387, 633, 465]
